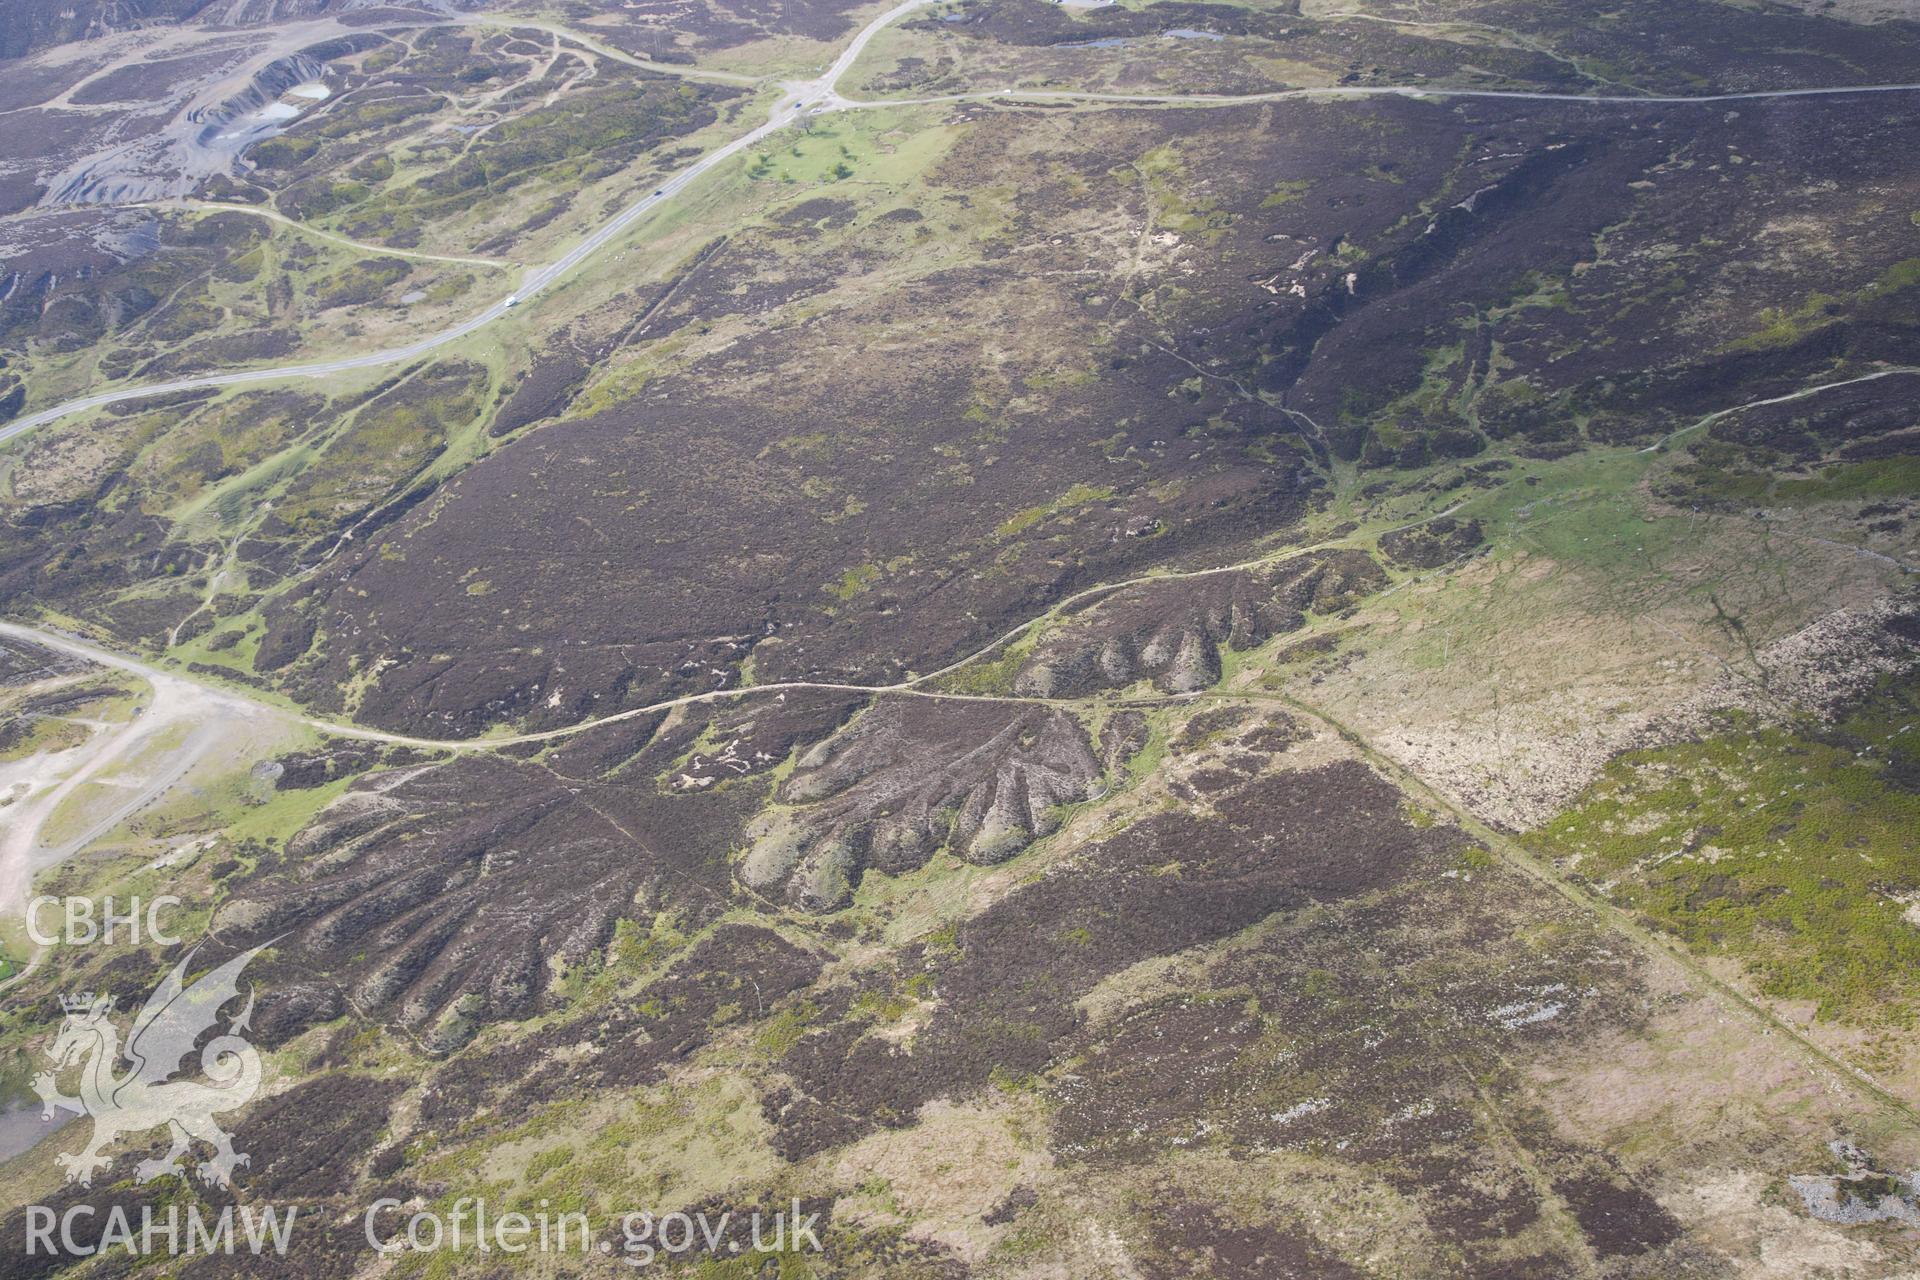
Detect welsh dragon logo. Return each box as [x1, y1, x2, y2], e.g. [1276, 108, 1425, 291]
[34, 943, 268, 1188]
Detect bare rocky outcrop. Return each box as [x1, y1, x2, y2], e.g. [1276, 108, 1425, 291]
[1398, 593, 1920, 833]
[1664, 592, 1920, 731]
[40, 40, 376, 206]
[738, 700, 1104, 911]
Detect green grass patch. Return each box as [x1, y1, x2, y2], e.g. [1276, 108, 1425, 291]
[1774, 457, 1920, 504]
[1260, 179, 1314, 208]
[995, 483, 1114, 539]
[222, 771, 356, 846]
[1675, 441, 1920, 507]
[827, 562, 880, 602]
[1529, 678, 1920, 1024]
[1132, 142, 1238, 241]
[0, 713, 92, 762]
[1720, 257, 1920, 354]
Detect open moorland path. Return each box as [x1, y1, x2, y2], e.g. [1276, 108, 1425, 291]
[4, 0, 1920, 446]
[4, 2, 1919, 1126]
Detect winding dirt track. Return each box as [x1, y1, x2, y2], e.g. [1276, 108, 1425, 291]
[0, 5, 1912, 1141]
[3, 0, 1919, 447]
[0, 653, 261, 918]
[2, 335, 1914, 752]
[0, 491, 1478, 754]
[130, 199, 517, 269]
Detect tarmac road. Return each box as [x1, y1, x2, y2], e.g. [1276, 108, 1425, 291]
[0, 0, 936, 449]
[3, 0, 1917, 450]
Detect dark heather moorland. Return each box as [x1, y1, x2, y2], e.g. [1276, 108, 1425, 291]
[2, 0, 1920, 1276]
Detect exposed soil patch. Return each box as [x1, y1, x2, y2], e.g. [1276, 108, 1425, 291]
[1014, 549, 1384, 696]
[739, 698, 1103, 910]
[215, 750, 763, 1050]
